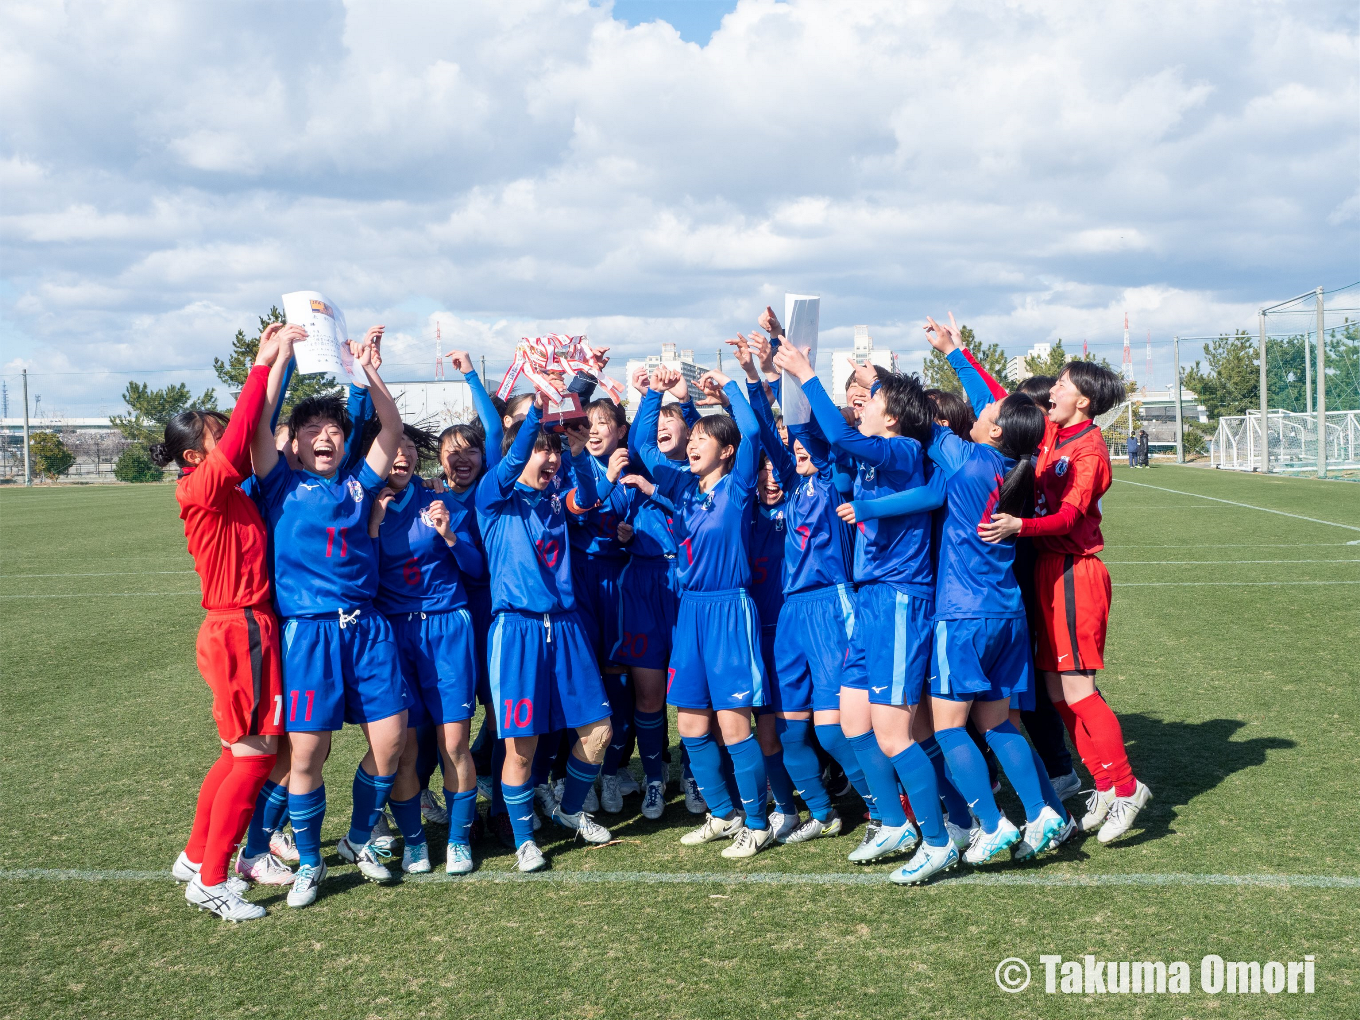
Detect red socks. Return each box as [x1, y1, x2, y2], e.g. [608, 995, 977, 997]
[184, 748, 234, 864]
[1065, 693, 1136, 797]
[1053, 698, 1111, 792]
[199, 754, 277, 885]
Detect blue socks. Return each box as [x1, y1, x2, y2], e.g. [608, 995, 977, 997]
[502, 780, 536, 848]
[726, 735, 769, 830]
[448, 789, 478, 847]
[848, 731, 907, 828]
[889, 744, 947, 846]
[600, 672, 633, 776]
[815, 723, 876, 820]
[921, 735, 974, 829]
[679, 733, 736, 818]
[347, 767, 396, 846]
[936, 726, 1001, 831]
[388, 792, 425, 847]
[561, 754, 601, 815]
[288, 785, 326, 868]
[243, 779, 287, 857]
[776, 718, 832, 822]
[984, 720, 1048, 824]
[634, 709, 668, 784]
[764, 751, 798, 816]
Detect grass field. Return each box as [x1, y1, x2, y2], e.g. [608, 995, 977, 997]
[2, 465, 1358, 1019]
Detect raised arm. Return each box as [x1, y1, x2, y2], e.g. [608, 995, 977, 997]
[269, 356, 295, 433]
[358, 334, 403, 481]
[489, 402, 543, 497]
[925, 313, 1007, 417]
[632, 365, 693, 502]
[451, 351, 504, 468]
[252, 325, 302, 479]
[747, 379, 797, 491]
[699, 372, 760, 491]
[219, 325, 279, 475]
[925, 421, 971, 478]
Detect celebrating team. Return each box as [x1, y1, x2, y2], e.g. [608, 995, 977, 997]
[158, 307, 1150, 921]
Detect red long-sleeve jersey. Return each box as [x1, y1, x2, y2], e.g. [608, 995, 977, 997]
[176, 364, 272, 610]
[1019, 418, 1110, 555]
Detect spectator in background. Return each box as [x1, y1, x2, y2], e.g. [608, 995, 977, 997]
[1137, 430, 1149, 468]
[1126, 433, 1138, 469]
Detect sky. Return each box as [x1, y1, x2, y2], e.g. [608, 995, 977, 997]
[2, 0, 1357, 417]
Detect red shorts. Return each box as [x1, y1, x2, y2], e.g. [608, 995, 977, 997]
[197, 606, 285, 743]
[1032, 552, 1111, 673]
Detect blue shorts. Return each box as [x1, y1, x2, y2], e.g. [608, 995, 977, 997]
[466, 582, 493, 706]
[487, 610, 610, 738]
[610, 556, 679, 669]
[572, 553, 625, 669]
[282, 607, 405, 732]
[930, 616, 1033, 703]
[390, 608, 478, 728]
[842, 582, 933, 706]
[667, 589, 768, 712]
[774, 583, 856, 714]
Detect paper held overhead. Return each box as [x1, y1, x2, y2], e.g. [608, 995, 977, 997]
[281, 290, 368, 387]
[780, 293, 820, 426]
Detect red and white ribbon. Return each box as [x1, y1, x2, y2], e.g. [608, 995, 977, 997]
[496, 334, 623, 404]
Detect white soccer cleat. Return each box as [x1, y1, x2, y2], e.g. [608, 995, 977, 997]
[889, 839, 960, 886]
[534, 782, 559, 818]
[847, 819, 918, 863]
[848, 822, 881, 860]
[582, 784, 600, 813]
[640, 780, 666, 820]
[369, 812, 396, 850]
[680, 812, 745, 845]
[552, 806, 612, 844]
[767, 810, 799, 844]
[1078, 786, 1116, 832]
[1097, 781, 1152, 844]
[963, 816, 1021, 865]
[721, 824, 776, 859]
[234, 850, 295, 886]
[617, 770, 641, 796]
[515, 841, 548, 873]
[944, 819, 973, 852]
[1051, 771, 1082, 801]
[269, 830, 300, 864]
[1054, 813, 1079, 848]
[286, 862, 327, 908]
[337, 835, 396, 882]
[420, 788, 448, 825]
[172, 851, 248, 894]
[1013, 806, 1067, 861]
[683, 776, 707, 815]
[445, 842, 474, 875]
[599, 773, 624, 814]
[185, 875, 266, 921]
[402, 841, 432, 874]
[781, 810, 843, 844]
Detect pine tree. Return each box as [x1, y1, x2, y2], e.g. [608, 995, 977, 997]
[214, 306, 340, 418]
[923, 325, 1008, 394]
[109, 382, 218, 444]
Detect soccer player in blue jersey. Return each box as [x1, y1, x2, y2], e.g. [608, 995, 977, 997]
[773, 342, 945, 868]
[633, 363, 773, 858]
[250, 326, 410, 908]
[366, 419, 485, 876]
[475, 392, 615, 872]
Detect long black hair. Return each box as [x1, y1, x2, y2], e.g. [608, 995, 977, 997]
[360, 419, 442, 473]
[992, 393, 1047, 517]
[149, 410, 228, 469]
[925, 388, 975, 439]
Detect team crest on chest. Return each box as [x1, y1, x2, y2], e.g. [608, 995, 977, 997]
[774, 509, 785, 532]
[550, 493, 562, 515]
[419, 505, 436, 527]
[1055, 457, 1070, 477]
[862, 466, 876, 483]
[347, 478, 364, 503]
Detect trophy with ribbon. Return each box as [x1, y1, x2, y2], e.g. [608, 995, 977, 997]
[495, 334, 624, 432]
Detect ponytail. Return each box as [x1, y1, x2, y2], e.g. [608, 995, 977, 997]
[992, 393, 1046, 518]
[152, 409, 228, 469]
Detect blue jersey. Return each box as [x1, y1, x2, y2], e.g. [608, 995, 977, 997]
[749, 499, 787, 627]
[801, 377, 933, 599]
[257, 458, 385, 617]
[373, 480, 484, 615]
[927, 424, 1025, 619]
[634, 383, 761, 593]
[622, 486, 679, 561]
[567, 453, 631, 560]
[475, 406, 600, 615]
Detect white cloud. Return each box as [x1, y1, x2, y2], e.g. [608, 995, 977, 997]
[0, 0, 1356, 414]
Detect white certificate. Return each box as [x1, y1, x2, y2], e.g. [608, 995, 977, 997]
[281, 291, 367, 387]
[780, 293, 820, 425]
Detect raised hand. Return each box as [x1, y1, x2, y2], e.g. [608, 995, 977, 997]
[630, 365, 651, 395]
[254, 322, 285, 367]
[758, 305, 784, 339]
[606, 447, 630, 483]
[564, 421, 589, 457]
[924, 313, 963, 354]
[727, 336, 759, 381]
[587, 346, 611, 372]
[363, 325, 385, 351]
[772, 342, 815, 383]
[448, 350, 475, 375]
[650, 363, 681, 393]
[747, 331, 776, 374]
[850, 360, 879, 391]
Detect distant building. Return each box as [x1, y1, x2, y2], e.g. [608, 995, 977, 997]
[624, 344, 711, 418]
[385, 380, 478, 427]
[1005, 342, 1052, 384]
[827, 326, 896, 406]
[1136, 386, 1208, 424]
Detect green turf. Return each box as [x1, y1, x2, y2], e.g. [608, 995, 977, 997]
[2, 466, 1357, 1018]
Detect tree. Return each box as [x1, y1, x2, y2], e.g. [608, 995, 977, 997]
[1181, 330, 1259, 420]
[1025, 339, 1069, 379]
[109, 381, 218, 445]
[114, 445, 164, 483]
[29, 431, 75, 481]
[215, 306, 339, 417]
[923, 325, 1008, 394]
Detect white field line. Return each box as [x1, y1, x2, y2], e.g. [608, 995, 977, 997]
[1, 867, 1357, 889]
[0, 592, 200, 599]
[1113, 479, 1360, 533]
[0, 571, 194, 578]
[1106, 559, 1359, 565]
[1114, 581, 1360, 587]
[1118, 543, 1355, 548]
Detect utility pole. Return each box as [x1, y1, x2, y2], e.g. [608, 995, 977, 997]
[716, 349, 723, 374]
[1304, 323, 1312, 415]
[1258, 311, 1268, 473]
[1173, 335, 1184, 464]
[1316, 286, 1327, 478]
[22, 369, 31, 486]
[480, 355, 486, 380]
